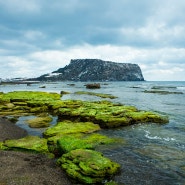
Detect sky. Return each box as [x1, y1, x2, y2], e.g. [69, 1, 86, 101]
[0, 0, 185, 81]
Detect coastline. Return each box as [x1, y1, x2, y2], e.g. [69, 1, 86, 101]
[0, 117, 74, 185]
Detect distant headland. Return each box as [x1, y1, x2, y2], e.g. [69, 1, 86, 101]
[33, 59, 144, 81]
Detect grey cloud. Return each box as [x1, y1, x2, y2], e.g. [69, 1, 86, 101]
[0, 0, 185, 80]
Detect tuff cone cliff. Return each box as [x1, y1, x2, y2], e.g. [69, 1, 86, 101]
[36, 59, 144, 81]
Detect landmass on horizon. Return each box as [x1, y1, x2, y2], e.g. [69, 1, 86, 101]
[32, 59, 144, 82]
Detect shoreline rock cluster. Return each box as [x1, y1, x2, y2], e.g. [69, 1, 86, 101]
[0, 91, 169, 184]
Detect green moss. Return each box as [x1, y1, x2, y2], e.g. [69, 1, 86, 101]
[57, 149, 120, 184]
[47, 133, 83, 145]
[125, 111, 169, 124]
[0, 91, 61, 116]
[57, 136, 94, 154]
[57, 133, 116, 154]
[57, 100, 168, 128]
[75, 91, 118, 99]
[26, 116, 52, 128]
[0, 142, 8, 150]
[0, 91, 169, 129]
[43, 121, 101, 138]
[3, 136, 50, 154]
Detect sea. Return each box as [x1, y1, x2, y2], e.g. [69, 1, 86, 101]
[0, 81, 185, 185]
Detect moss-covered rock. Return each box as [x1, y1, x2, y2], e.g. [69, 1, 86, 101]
[43, 121, 101, 138]
[3, 91, 61, 102]
[0, 91, 61, 116]
[57, 135, 94, 154]
[0, 142, 8, 150]
[0, 91, 169, 129]
[57, 100, 169, 128]
[3, 136, 50, 154]
[75, 91, 118, 99]
[26, 116, 52, 128]
[57, 133, 116, 154]
[125, 111, 169, 124]
[57, 149, 120, 184]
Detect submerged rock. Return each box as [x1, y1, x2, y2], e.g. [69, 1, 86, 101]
[26, 116, 52, 128]
[85, 83, 101, 89]
[144, 90, 183, 95]
[57, 149, 120, 184]
[75, 91, 117, 99]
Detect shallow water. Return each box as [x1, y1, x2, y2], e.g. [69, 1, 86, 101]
[0, 81, 185, 184]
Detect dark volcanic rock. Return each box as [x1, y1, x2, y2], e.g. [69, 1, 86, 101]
[37, 59, 144, 81]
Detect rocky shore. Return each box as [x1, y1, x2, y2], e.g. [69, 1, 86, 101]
[0, 91, 169, 184]
[0, 117, 74, 185]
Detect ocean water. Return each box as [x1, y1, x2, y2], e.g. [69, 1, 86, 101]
[0, 81, 185, 185]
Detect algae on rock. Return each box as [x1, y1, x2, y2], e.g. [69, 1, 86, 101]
[0, 91, 168, 128]
[75, 91, 118, 99]
[26, 116, 52, 128]
[0, 91, 61, 116]
[43, 121, 101, 138]
[3, 136, 50, 154]
[57, 100, 169, 128]
[57, 149, 120, 184]
[57, 133, 117, 154]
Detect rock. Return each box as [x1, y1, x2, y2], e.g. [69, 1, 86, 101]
[143, 90, 183, 95]
[0, 117, 28, 141]
[75, 91, 117, 99]
[57, 133, 117, 154]
[26, 116, 52, 128]
[85, 83, 101, 89]
[39, 85, 46, 88]
[2, 136, 50, 154]
[35, 59, 144, 81]
[67, 83, 75, 86]
[57, 100, 169, 128]
[60, 91, 70, 95]
[57, 135, 94, 154]
[0, 91, 169, 129]
[0, 91, 61, 116]
[57, 149, 120, 184]
[43, 121, 101, 138]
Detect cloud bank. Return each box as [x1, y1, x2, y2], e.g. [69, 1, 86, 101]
[0, 0, 185, 80]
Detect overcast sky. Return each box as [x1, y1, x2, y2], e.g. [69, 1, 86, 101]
[0, 0, 185, 81]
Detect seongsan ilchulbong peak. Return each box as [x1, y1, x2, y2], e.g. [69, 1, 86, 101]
[36, 59, 144, 81]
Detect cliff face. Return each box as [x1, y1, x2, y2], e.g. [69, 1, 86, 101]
[37, 59, 144, 81]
